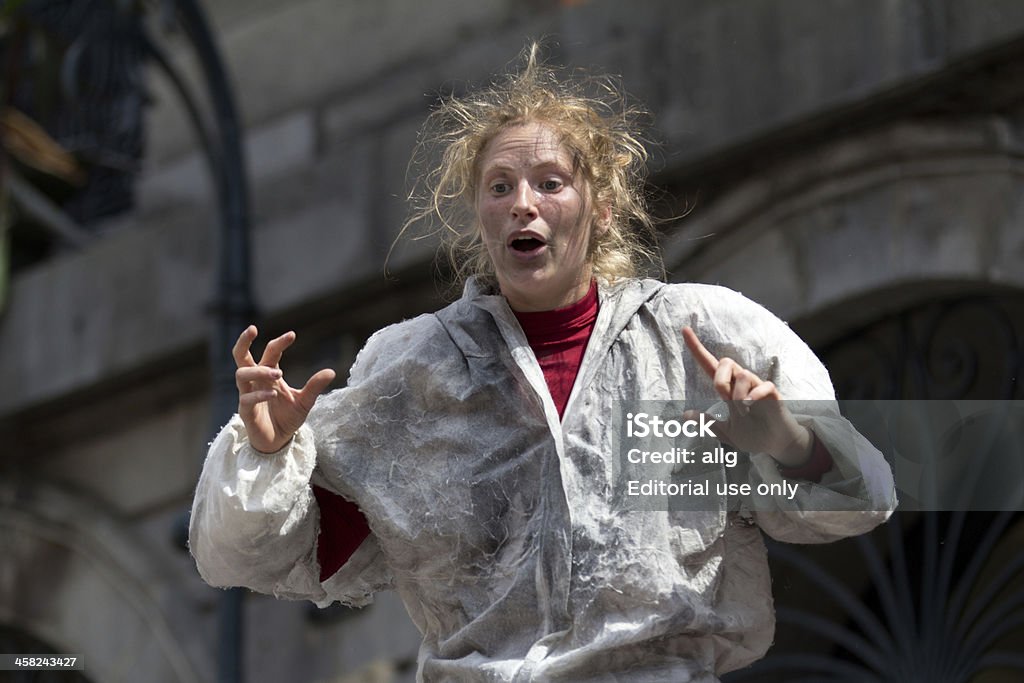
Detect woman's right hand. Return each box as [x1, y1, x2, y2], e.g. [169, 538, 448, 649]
[233, 325, 337, 454]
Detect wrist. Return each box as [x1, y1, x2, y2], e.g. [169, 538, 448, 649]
[769, 425, 814, 467]
[251, 433, 296, 456]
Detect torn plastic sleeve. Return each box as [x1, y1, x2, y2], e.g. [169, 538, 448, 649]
[745, 406, 897, 544]
[188, 414, 389, 608]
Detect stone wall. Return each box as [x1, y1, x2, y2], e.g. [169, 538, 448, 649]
[2, 1, 1023, 681]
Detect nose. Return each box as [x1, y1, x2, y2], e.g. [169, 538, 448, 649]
[511, 180, 538, 221]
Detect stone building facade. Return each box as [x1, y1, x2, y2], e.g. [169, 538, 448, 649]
[2, 1, 1023, 681]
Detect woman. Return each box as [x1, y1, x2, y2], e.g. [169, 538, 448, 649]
[190, 46, 895, 682]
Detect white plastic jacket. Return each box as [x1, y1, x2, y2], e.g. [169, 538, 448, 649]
[190, 277, 896, 682]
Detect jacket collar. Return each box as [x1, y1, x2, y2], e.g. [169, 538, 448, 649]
[442, 275, 666, 422]
[462, 275, 664, 336]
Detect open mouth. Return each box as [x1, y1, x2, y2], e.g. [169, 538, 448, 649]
[510, 236, 546, 252]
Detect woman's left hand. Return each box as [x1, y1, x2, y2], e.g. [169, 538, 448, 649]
[682, 327, 812, 467]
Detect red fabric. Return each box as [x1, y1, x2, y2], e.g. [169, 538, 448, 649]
[313, 484, 370, 582]
[777, 432, 834, 483]
[512, 280, 600, 418]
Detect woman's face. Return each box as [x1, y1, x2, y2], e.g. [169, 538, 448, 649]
[476, 121, 605, 312]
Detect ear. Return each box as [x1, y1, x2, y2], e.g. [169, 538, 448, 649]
[593, 205, 612, 236]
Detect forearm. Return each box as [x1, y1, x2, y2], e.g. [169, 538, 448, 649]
[189, 416, 327, 601]
[766, 423, 814, 468]
[748, 410, 897, 543]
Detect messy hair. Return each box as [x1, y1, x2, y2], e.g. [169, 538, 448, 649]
[401, 42, 660, 290]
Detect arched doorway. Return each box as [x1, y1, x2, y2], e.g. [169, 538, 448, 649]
[725, 288, 1024, 682]
[0, 481, 202, 683]
[666, 108, 1024, 681]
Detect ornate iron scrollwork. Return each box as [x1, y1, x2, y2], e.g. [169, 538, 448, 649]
[820, 295, 1022, 401]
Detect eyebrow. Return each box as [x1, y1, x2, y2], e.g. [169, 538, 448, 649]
[480, 160, 571, 176]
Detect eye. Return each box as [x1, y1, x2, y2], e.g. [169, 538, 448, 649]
[490, 182, 510, 195]
[540, 178, 563, 192]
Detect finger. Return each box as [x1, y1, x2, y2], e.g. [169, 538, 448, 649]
[232, 325, 259, 367]
[235, 366, 283, 393]
[747, 381, 781, 402]
[682, 327, 719, 378]
[296, 368, 336, 409]
[259, 331, 297, 368]
[731, 367, 755, 402]
[713, 357, 737, 401]
[239, 388, 277, 407]
[730, 368, 756, 416]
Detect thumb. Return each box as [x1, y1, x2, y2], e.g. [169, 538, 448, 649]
[297, 368, 336, 409]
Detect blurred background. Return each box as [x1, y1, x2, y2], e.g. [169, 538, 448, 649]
[1, 0, 1022, 681]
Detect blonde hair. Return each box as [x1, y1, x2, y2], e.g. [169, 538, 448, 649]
[401, 43, 660, 291]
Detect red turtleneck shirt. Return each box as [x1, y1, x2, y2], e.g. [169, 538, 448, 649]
[512, 280, 600, 416]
